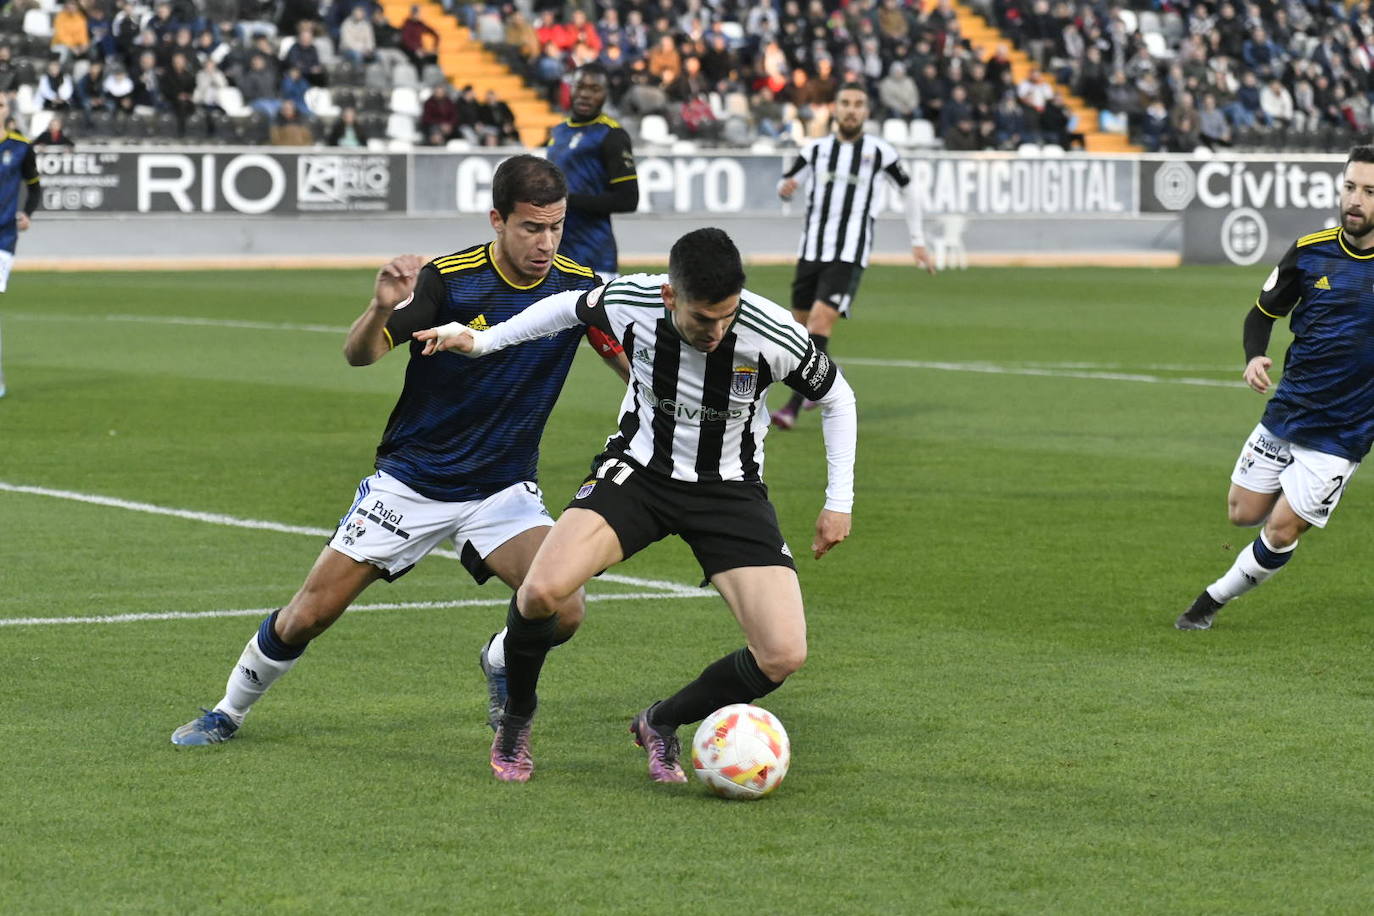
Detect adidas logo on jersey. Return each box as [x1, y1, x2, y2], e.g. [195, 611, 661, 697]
[1315, 276, 1331, 290]
[467, 314, 490, 330]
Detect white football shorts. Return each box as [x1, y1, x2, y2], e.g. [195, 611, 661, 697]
[0, 249, 13, 293]
[1230, 423, 1359, 528]
[328, 471, 553, 582]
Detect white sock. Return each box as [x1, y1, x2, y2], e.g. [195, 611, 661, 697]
[487, 628, 508, 669]
[1206, 531, 1298, 604]
[215, 633, 301, 724]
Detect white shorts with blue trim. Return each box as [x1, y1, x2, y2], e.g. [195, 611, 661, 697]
[328, 471, 553, 582]
[1230, 423, 1360, 529]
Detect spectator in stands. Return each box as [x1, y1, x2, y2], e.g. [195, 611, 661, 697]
[327, 105, 369, 147]
[1214, 2, 1246, 59]
[667, 54, 710, 101]
[401, 6, 439, 70]
[372, 7, 401, 54]
[940, 82, 973, 137]
[1076, 45, 1108, 110]
[504, 8, 540, 62]
[34, 114, 75, 149]
[37, 59, 75, 112]
[535, 10, 576, 52]
[1199, 92, 1233, 147]
[286, 23, 328, 87]
[241, 54, 280, 118]
[52, 0, 91, 60]
[992, 91, 1027, 148]
[104, 60, 137, 115]
[568, 9, 601, 53]
[1242, 27, 1284, 79]
[77, 59, 109, 114]
[477, 88, 519, 146]
[165, 51, 197, 125]
[269, 98, 313, 145]
[620, 62, 670, 117]
[0, 47, 16, 97]
[193, 57, 230, 114]
[1140, 99, 1170, 151]
[535, 42, 565, 99]
[1168, 105, 1200, 153]
[914, 62, 946, 124]
[420, 81, 459, 140]
[338, 4, 376, 64]
[133, 50, 166, 112]
[280, 64, 312, 116]
[875, 0, 912, 49]
[877, 61, 919, 119]
[1260, 78, 1294, 129]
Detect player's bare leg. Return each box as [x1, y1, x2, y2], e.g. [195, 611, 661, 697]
[1178, 490, 1308, 630]
[172, 548, 382, 745]
[633, 565, 805, 783]
[477, 526, 587, 730]
[774, 299, 840, 428]
[490, 508, 622, 781]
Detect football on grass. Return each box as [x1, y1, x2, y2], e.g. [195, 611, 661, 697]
[691, 704, 790, 800]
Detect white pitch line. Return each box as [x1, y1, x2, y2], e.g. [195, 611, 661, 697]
[0, 481, 707, 597]
[842, 356, 1248, 389]
[0, 590, 710, 628]
[6, 312, 348, 335]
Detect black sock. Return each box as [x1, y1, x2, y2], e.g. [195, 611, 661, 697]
[503, 597, 557, 718]
[650, 647, 780, 730]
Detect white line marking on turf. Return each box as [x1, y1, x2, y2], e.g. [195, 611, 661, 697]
[842, 357, 1248, 389]
[0, 481, 706, 597]
[7, 312, 348, 335]
[0, 590, 710, 628]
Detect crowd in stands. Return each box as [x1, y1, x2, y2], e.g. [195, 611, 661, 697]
[2, 0, 1371, 151]
[0, 0, 522, 146]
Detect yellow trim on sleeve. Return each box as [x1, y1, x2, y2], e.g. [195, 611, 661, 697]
[1296, 227, 1340, 248]
[438, 257, 488, 275]
[1255, 297, 1283, 319]
[553, 254, 594, 277]
[608, 174, 638, 184]
[25, 176, 39, 185]
[6, 130, 29, 143]
[382, 326, 395, 349]
[433, 249, 487, 269]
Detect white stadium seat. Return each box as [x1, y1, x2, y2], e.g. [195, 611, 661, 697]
[638, 114, 672, 145]
[23, 8, 52, 37]
[909, 118, 936, 146]
[305, 86, 339, 117]
[28, 110, 53, 139]
[389, 86, 420, 117]
[881, 118, 909, 146]
[217, 86, 250, 117]
[386, 112, 418, 142]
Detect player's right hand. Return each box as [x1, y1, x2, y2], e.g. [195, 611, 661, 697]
[1243, 355, 1273, 393]
[413, 322, 475, 356]
[778, 178, 797, 201]
[374, 254, 425, 309]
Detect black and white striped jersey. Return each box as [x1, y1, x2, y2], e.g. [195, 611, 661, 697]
[575, 274, 839, 483]
[783, 133, 925, 267]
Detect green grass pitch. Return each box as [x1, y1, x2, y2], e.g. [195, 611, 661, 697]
[4, 263, 1374, 913]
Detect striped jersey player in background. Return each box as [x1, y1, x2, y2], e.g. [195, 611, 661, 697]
[0, 92, 41, 399]
[771, 82, 935, 430]
[1177, 146, 1374, 630]
[417, 228, 857, 784]
[170, 155, 627, 745]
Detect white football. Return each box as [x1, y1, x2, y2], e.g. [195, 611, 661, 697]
[691, 704, 791, 800]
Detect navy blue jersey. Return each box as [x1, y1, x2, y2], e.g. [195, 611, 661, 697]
[0, 131, 39, 254]
[545, 114, 637, 274]
[1256, 226, 1374, 461]
[378, 243, 600, 500]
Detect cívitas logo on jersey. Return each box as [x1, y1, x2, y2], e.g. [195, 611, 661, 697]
[731, 366, 757, 397]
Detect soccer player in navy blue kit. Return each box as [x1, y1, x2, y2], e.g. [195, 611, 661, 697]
[171, 156, 626, 744]
[0, 93, 42, 398]
[545, 63, 638, 280]
[1177, 146, 1374, 630]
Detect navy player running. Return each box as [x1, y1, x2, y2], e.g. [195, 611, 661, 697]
[0, 93, 42, 398]
[1177, 146, 1374, 630]
[171, 156, 626, 744]
[545, 63, 638, 279]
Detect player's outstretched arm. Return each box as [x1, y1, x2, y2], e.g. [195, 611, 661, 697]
[344, 254, 426, 366]
[812, 508, 851, 559]
[413, 288, 589, 358]
[813, 372, 857, 559]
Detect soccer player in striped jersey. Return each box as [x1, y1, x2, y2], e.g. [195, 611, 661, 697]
[416, 228, 857, 783]
[1177, 147, 1374, 630]
[770, 82, 934, 430]
[170, 155, 627, 745]
[0, 93, 41, 398]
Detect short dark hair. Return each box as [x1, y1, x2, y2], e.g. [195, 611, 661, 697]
[1347, 145, 1374, 168]
[574, 61, 609, 83]
[837, 81, 869, 100]
[491, 155, 567, 219]
[669, 228, 746, 304]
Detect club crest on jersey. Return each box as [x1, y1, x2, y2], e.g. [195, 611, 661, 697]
[575, 480, 596, 499]
[731, 366, 758, 397]
[1, 150, 10, 166]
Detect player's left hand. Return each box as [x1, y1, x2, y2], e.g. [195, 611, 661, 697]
[912, 245, 937, 275]
[16, 213, 30, 232]
[374, 254, 425, 309]
[413, 322, 475, 356]
[812, 509, 851, 559]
